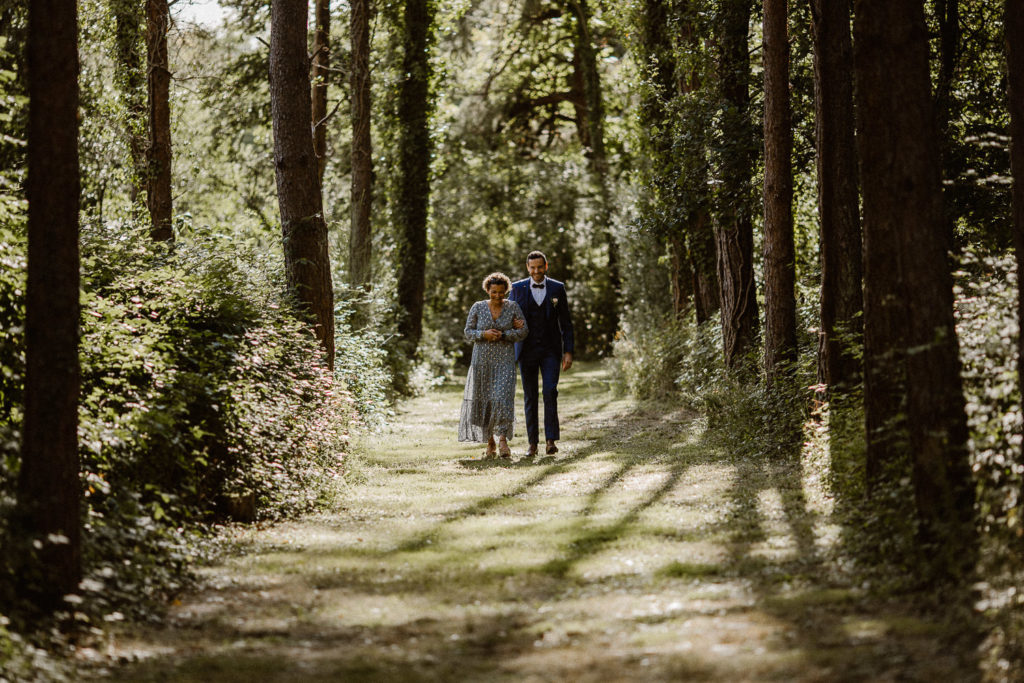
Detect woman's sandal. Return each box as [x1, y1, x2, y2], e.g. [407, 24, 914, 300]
[498, 440, 512, 459]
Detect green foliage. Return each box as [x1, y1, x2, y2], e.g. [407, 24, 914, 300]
[74, 223, 350, 522]
[0, 221, 388, 643]
[925, 0, 1013, 249]
[334, 287, 394, 426]
[0, 225, 24, 452]
[610, 313, 720, 403]
[955, 250, 1022, 562]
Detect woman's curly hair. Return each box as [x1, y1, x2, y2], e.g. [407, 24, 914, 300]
[481, 271, 512, 294]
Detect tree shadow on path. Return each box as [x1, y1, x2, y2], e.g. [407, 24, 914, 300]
[99, 367, 983, 682]
[707, 421, 984, 681]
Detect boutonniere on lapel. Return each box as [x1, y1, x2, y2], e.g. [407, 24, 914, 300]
[552, 297, 559, 307]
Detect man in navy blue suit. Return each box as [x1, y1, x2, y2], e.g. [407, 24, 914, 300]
[510, 250, 574, 456]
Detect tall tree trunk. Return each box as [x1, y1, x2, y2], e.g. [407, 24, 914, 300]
[113, 0, 147, 207]
[932, 0, 960, 143]
[678, 8, 720, 324]
[568, 0, 620, 351]
[16, 0, 82, 608]
[641, 0, 687, 317]
[690, 214, 720, 324]
[311, 0, 329, 182]
[714, 0, 759, 370]
[146, 0, 173, 241]
[854, 0, 974, 578]
[349, 0, 373, 289]
[809, 0, 862, 393]
[270, 0, 336, 367]
[395, 0, 434, 355]
[932, 0, 959, 247]
[1007, 0, 1024, 415]
[669, 234, 693, 318]
[762, 0, 796, 383]
[641, 0, 718, 324]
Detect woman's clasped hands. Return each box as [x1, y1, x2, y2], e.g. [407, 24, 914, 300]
[483, 317, 524, 341]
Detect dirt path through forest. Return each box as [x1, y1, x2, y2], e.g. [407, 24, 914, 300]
[100, 363, 979, 681]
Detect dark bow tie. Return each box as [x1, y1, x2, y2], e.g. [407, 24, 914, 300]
[531, 283, 545, 289]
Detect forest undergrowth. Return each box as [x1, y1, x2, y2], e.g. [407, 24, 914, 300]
[0, 225, 391, 681]
[74, 363, 989, 681]
[610, 249, 1024, 679]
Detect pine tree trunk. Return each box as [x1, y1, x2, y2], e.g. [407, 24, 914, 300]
[932, 0, 960, 160]
[113, 0, 147, 207]
[395, 0, 434, 355]
[1007, 0, 1024, 413]
[146, 0, 173, 241]
[932, 0, 959, 247]
[568, 0, 619, 351]
[669, 234, 693, 318]
[809, 0, 862, 393]
[679, 10, 720, 325]
[854, 0, 974, 577]
[641, 0, 687, 317]
[311, 0, 329, 182]
[714, 0, 759, 370]
[762, 0, 796, 383]
[641, 0, 718, 324]
[690, 216, 720, 324]
[349, 0, 373, 288]
[270, 0, 336, 367]
[16, 0, 82, 607]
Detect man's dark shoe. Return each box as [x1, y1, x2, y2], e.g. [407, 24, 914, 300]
[527, 443, 538, 457]
[546, 440, 558, 455]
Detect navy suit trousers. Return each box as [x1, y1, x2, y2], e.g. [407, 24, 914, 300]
[519, 351, 561, 444]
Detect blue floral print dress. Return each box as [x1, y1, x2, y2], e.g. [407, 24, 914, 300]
[459, 300, 528, 442]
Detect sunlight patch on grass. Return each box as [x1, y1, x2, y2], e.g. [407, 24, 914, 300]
[661, 464, 737, 505]
[840, 615, 947, 639]
[658, 560, 722, 579]
[101, 363, 980, 682]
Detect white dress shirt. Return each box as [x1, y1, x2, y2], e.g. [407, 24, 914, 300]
[530, 277, 547, 306]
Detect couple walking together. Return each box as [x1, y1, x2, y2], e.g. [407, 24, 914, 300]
[458, 251, 574, 459]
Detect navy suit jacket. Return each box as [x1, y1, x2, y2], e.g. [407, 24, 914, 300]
[510, 277, 574, 362]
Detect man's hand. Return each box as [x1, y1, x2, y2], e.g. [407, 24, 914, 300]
[562, 352, 573, 371]
[512, 318, 525, 329]
[483, 329, 502, 341]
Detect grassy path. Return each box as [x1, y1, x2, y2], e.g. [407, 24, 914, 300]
[104, 363, 979, 681]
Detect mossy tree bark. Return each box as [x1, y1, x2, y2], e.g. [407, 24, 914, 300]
[809, 0, 862, 394]
[853, 0, 974, 579]
[932, 0, 960, 213]
[1007, 0, 1024, 419]
[146, 0, 173, 241]
[640, 0, 718, 324]
[311, 0, 329, 182]
[679, 8, 720, 326]
[395, 0, 435, 355]
[113, 0, 147, 208]
[566, 0, 619, 351]
[270, 0, 336, 368]
[350, 0, 374, 289]
[16, 0, 82, 608]
[762, 0, 796, 384]
[713, 0, 759, 371]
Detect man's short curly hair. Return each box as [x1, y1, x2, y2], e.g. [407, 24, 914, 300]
[482, 271, 512, 294]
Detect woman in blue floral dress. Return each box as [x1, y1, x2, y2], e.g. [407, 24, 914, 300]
[459, 272, 528, 457]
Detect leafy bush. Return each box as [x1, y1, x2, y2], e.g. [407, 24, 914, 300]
[334, 285, 393, 427]
[1, 220, 389, 654]
[75, 222, 349, 524]
[955, 250, 1022, 560]
[610, 312, 724, 404]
